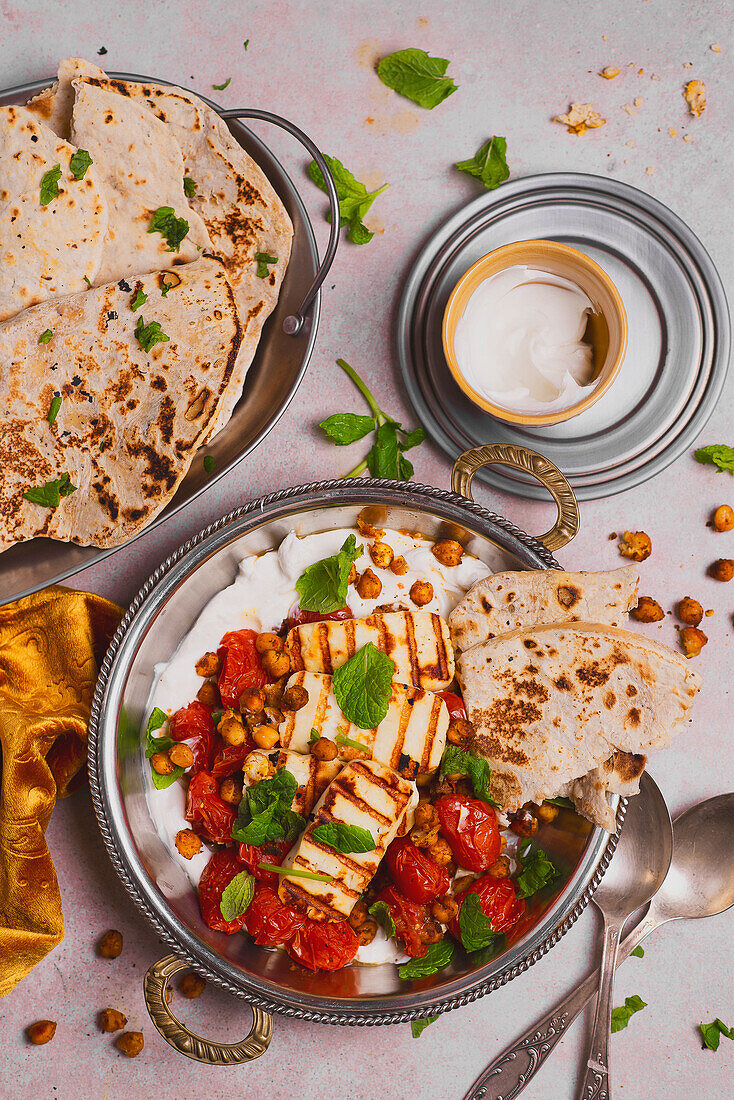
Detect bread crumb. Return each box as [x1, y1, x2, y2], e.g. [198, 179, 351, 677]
[683, 134, 694, 142]
[600, 66, 621, 79]
[626, 139, 637, 147]
[645, 166, 655, 175]
[684, 79, 706, 117]
[710, 43, 721, 53]
[683, 60, 693, 69]
[555, 102, 606, 135]
[622, 103, 635, 114]
[638, 68, 644, 75]
[705, 609, 714, 617]
[634, 96, 643, 106]
[650, 73, 660, 81]
[668, 127, 678, 136]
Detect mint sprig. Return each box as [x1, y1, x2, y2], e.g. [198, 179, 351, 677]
[332, 643, 395, 729]
[456, 136, 509, 190]
[295, 533, 363, 613]
[232, 769, 305, 845]
[308, 155, 387, 245]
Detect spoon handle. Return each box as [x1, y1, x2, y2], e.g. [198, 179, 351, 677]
[575, 919, 621, 1100]
[460, 911, 659, 1100]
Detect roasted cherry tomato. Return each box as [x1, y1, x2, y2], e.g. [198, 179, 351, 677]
[436, 794, 501, 873]
[373, 884, 437, 958]
[217, 629, 268, 708]
[199, 850, 249, 934]
[384, 835, 451, 904]
[211, 739, 254, 779]
[238, 838, 293, 887]
[186, 770, 237, 845]
[286, 917, 359, 971]
[437, 691, 467, 722]
[449, 875, 526, 941]
[286, 606, 354, 630]
[244, 884, 306, 947]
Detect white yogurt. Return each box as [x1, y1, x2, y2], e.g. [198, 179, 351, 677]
[454, 265, 596, 413]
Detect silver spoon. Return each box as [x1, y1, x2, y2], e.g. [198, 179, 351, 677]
[575, 774, 672, 1099]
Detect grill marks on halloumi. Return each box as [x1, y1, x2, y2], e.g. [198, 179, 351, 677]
[279, 671, 447, 779]
[242, 749, 342, 817]
[285, 611, 455, 691]
[278, 759, 416, 921]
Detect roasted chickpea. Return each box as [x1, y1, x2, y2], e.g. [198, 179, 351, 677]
[446, 717, 475, 748]
[169, 743, 194, 768]
[282, 685, 309, 712]
[175, 829, 202, 860]
[115, 1031, 144, 1057]
[263, 679, 286, 708]
[348, 900, 370, 929]
[219, 710, 246, 746]
[680, 626, 707, 658]
[413, 800, 438, 829]
[711, 558, 734, 582]
[677, 596, 703, 626]
[510, 809, 538, 838]
[618, 530, 652, 562]
[409, 579, 434, 607]
[431, 539, 464, 567]
[99, 1009, 127, 1033]
[26, 1020, 56, 1045]
[355, 919, 378, 946]
[264, 706, 285, 726]
[355, 567, 382, 600]
[369, 541, 394, 568]
[219, 777, 243, 805]
[410, 821, 440, 849]
[421, 922, 444, 945]
[252, 724, 280, 750]
[150, 751, 174, 776]
[486, 855, 512, 879]
[425, 837, 453, 867]
[311, 735, 338, 761]
[261, 649, 291, 678]
[255, 632, 283, 654]
[631, 596, 664, 623]
[178, 972, 206, 998]
[239, 688, 265, 713]
[713, 504, 734, 532]
[431, 895, 459, 923]
[357, 515, 384, 538]
[535, 801, 560, 825]
[195, 651, 221, 677]
[98, 929, 123, 959]
[390, 555, 409, 576]
[196, 680, 220, 708]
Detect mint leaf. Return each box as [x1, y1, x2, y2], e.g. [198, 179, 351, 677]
[84, 275, 92, 288]
[611, 994, 647, 1033]
[458, 891, 499, 953]
[546, 796, 575, 809]
[631, 945, 645, 958]
[399, 427, 426, 451]
[234, 803, 279, 845]
[203, 455, 216, 474]
[515, 843, 557, 900]
[347, 217, 374, 245]
[699, 1019, 733, 1050]
[233, 769, 305, 844]
[213, 77, 232, 90]
[332, 643, 395, 729]
[135, 316, 170, 352]
[694, 444, 734, 473]
[23, 473, 77, 509]
[183, 176, 197, 199]
[411, 1016, 438, 1038]
[377, 48, 457, 109]
[69, 149, 93, 180]
[40, 164, 61, 205]
[144, 707, 184, 790]
[367, 421, 401, 478]
[38, 329, 53, 344]
[335, 730, 370, 755]
[148, 206, 189, 251]
[219, 870, 255, 921]
[255, 251, 277, 278]
[456, 136, 509, 190]
[308, 156, 387, 246]
[368, 899, 396, 938]
[257, 862, 334, 882]
[319, 413, 375, 446]
[295, 533, 363, 613]
[48, 392, 62, 425]
[131, 288, 147, 311]
[398, 939, 454, 980]
[312, 822, 376, 853]
[440, 744, 499, 807]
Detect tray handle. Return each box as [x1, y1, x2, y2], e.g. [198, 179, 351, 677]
[220, 108, 340, 336]
[143, 954, 272, 1065]
[451, 443, 580, 552]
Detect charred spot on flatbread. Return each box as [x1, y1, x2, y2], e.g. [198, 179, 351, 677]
[606, 750, 646, 784]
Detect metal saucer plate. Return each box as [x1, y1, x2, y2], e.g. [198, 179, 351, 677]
[0, 73, 321, 602]
[397, 173, 730, 501]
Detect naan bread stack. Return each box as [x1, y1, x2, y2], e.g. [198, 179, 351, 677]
[451, 568, 701, 830]
[0, 57, 293, 552]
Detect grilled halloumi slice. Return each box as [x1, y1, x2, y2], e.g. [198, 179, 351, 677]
[279, 671, 447, 779]
[278, 758, 417, 921]
[243, 749, 342, 817]
[284, 611, 455, 691]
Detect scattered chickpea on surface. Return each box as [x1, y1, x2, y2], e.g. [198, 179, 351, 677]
[219, 778, 243, 805]
[390, 555, 409, 575]
[431, 895, 459, 923]
[196, 680, 220, 708]
[255, 632, 283, 654]
[26, 1020, 56, 1045]
[618, 530, 652, 562]
[150, 751, 174, 776]
[169, 743, 194, 769]
[99, 1009, 127, 1033]
[97, 929, 123, 959]
[713, 505, 734, 532]
[680, 626, 707, 657]
[431, 539, 464, 567]
[218, 710, 246, 746]
[356, 567, 382, 599]
[178, 972, 206, 998]
[261, 649, 290, 678]
[195, 652, 221, 677]
[446, 718, 475, 749]
[369, 541, 394, 568]
[115, 1031, 144, 1058]
[677, 596, 703, 626]
[252, 724, 280, 750]
[311, 736, 338, 761]
[711, 558, 734, 582]
[175, 829, 202, 860]
[409, 578, 434, 606]
[631, 596, 664, 622]
[282, 685, 309, 712]
[239, 688, 265, 713]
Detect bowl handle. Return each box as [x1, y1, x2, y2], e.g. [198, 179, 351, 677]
[143, 954, 273, 1065]
[451, 444, 580, 552]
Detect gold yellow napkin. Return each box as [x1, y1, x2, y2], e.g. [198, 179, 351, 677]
[0, 585, 122, 997]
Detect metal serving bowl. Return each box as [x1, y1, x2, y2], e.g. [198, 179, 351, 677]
[88, 444, 623, 1065]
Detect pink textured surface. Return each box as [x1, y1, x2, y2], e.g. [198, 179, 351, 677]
[1, 1, 733, 1097]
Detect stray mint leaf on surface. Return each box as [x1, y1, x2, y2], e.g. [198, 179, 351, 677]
[131, 288, 147, 311]
[295, 533, 363, 613]
[148, 205, 190, 251]
[458, 891, 499, 953]
[332, 643, 395, 729]
[610, 994, 647, 1033]
[456, 136, 509, 190]
[243, 39, 249, 50]
[183, 176, 197, 199]
[319, 413, 375, 446]
[377, 48, 457, 109]
[69, 149, 93, 180]
[48, 392, 62, 425]
[255, 251, 277, 278]
[23, 472, 77, 509]
[631, 945, 645, 958]
[700, 1019, 734, 1051]
[514, 842, 558, 899]
[38, 329, 53, 344]
[440, 744, 498, 806]
[203, 455, 216, 474]
[312, 821, 376, 854]
[694, 444, 734, 473]
[398, 939, 454, 980]
[213, 77, 232, 90]
[369, 899, 396, 938]
[411, 1016, 438, 1038]
[220, 870, 255, 921]
[135, 315, 170, 352]
[40, 164, 61, 205]
[143, 707, 184, 790]
[308, 156, 387, 246]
